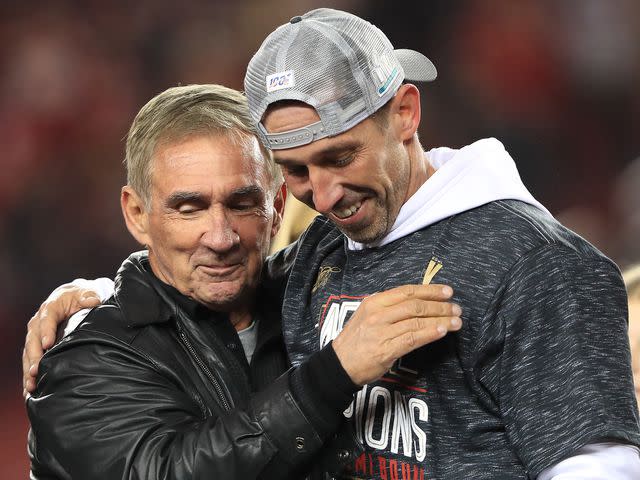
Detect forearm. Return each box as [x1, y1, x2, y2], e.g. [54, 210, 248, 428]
[289, 341, 359, 439]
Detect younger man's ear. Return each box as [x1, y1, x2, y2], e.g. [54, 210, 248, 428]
[391, 83, 421, 142]
[121, 186, 151, 247]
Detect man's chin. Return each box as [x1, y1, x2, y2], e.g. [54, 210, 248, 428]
[339, 222, 387, 245]
[191, 283, 245, 310]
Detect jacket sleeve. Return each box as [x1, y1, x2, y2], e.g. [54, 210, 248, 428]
[27, 335, 324, 480]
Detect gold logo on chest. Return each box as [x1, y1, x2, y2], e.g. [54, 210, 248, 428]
[313, 265, 342, 293]
[422, 257, 443, 285]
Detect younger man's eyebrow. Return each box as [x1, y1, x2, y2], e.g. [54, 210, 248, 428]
[316, 142, 359, 159]
[274, 140, 359, 166]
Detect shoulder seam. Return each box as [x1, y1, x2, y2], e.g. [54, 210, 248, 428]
[494, 201, 552, 243]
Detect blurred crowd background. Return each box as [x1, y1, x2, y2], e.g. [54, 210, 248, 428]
[1, 0, 639, 476]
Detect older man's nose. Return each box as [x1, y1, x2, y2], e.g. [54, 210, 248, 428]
[201, 210, 240, 252]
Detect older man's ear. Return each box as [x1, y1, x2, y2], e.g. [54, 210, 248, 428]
[121, 185, 151, 247]
[270, 183, 287, 239]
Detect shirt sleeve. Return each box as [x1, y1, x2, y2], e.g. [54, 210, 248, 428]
[492, 245, 640, 477]
[538, 442, 640, 479]
[69, 277, 115, 301]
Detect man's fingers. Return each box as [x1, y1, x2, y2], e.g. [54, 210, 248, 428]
[22, 282, 102, 396]
[386, 315, 462, 358]
[394, 299, 461, 324]
[39, 287, 93, 348]
[366, 284, 453, 308]
[25, 327, 44, 376]
[38, 307, 59, 350]
[388, 315, 462, 340]
[25, 314, 44, 360]
[334, 310, 463, 386]
[22, 348, 30, 394]
[22, 344, 39, 395]
[362, 298, 461, 326]
[78, 290, 101, 309]
[25, 378, 36, 395]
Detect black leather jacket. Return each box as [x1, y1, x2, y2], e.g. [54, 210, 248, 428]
[27, 252, 346, 479]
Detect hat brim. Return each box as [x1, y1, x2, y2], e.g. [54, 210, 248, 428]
[395, 49, 437, 82]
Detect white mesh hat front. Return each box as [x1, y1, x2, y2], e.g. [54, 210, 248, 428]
[244, 8, 437, 150]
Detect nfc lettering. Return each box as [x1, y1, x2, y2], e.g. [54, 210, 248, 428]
[365, 386, 392, 450]
[344, 384, 428, 461]
[319, 300, 360, 347]
[324, 298, 429, 462]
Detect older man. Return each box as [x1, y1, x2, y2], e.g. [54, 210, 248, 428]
[26, 84, 461, 479]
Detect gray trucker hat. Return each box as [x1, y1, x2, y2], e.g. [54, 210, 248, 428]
[244, 8, 437, 150]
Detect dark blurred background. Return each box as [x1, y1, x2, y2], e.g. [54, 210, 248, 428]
[1, 0, 639, 476]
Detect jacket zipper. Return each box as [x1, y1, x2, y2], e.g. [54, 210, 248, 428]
[176, 324, 232, 413]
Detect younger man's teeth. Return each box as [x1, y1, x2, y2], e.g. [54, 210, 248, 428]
[338, 202, 362, 218]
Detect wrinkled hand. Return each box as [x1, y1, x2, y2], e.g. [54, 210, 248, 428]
[23, 283, 101, 396]
[332, 284, 462, 386]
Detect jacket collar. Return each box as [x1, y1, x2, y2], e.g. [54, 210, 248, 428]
[113, 251, 177, 327]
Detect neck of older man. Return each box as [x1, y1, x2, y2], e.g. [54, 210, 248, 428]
[146, 254, 256, 333]
[229, 311, 253, 332]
